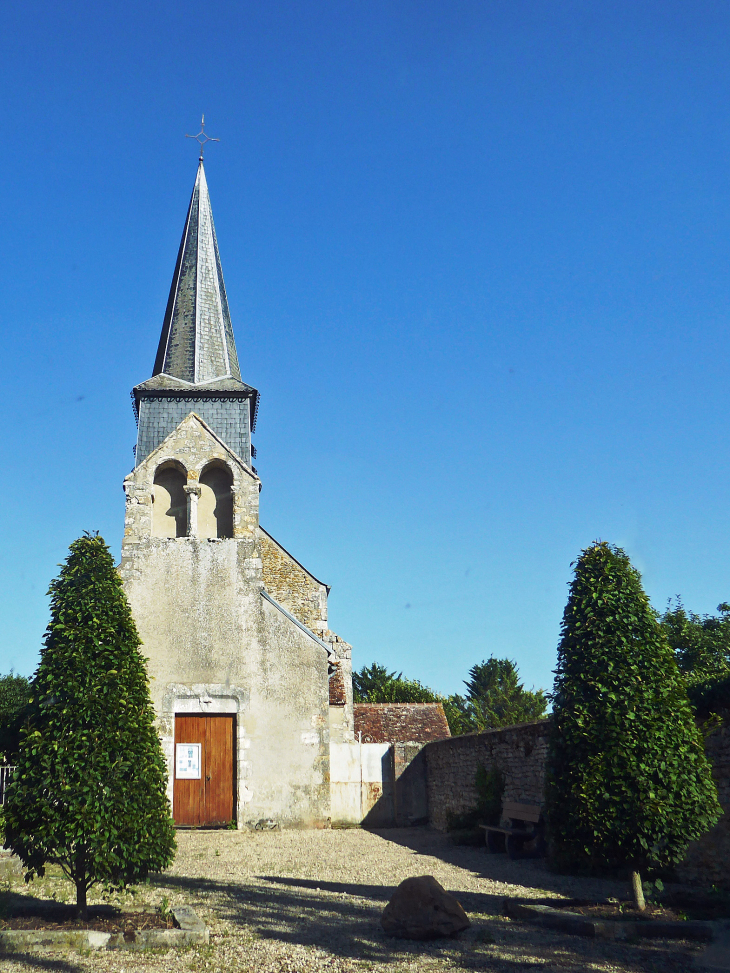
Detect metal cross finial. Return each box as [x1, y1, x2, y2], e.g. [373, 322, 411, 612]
[186, 115, 220, 161]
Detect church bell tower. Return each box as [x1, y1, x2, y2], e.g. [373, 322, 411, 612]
[119, 155, 354, 830]
[133, 160, 259, 472]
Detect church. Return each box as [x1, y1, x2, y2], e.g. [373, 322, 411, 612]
[119, 157, 355, 829]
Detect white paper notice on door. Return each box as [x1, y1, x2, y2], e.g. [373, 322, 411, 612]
[176, 743, 201, 779]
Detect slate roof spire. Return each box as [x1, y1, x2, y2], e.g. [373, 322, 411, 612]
[153, 160, 241, 384]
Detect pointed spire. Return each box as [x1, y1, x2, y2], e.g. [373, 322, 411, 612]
[153, 161, 241, 384]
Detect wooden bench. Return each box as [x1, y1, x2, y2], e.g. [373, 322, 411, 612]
[480, 801, 545, 859]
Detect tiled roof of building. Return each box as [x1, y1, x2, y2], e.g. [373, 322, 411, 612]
[354, 703, 451, 744]
[153, 161, 245, 387]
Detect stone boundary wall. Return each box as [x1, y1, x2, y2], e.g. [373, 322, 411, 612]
[422, 717, 730, 889]
[423, 721, 549, 831]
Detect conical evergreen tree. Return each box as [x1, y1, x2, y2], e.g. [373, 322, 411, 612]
[546, 541, 720, 907]
[4, 533, 176, 918]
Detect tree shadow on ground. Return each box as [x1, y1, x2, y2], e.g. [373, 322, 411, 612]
[0, 953, 82, 973]
[155, 871, 699, 972]
[367, 826, 629, 900]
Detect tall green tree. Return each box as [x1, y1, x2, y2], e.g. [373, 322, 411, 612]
[660, 599, 730, 679]
[0, 672, 31, 762]
[353, 663, 440, 704]
[352, 659, 546, 736]
[3, 533, 176, 919]
[456, 658, 548, 732]
[546, 542, 721, 909]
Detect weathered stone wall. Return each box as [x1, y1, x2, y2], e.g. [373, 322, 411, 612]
[393, 743, 428, 826]
[422, 717, 730, 889]
[258, 528, 328, 634]
[423, 721, 549, 831]
[323, 634, 354, 744]
[676, 722, 730, 888]
[121, 413, 332, 828]
[257, 508, 355, 743]
[329, 662, 355, 746]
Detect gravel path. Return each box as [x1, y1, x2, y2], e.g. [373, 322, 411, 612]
[0, 827, 704, 971]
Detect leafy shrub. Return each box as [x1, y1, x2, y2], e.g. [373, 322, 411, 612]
[0, 672, 31, 762]
[686, 670, 730, 721]
[3, 533, 176, 918]
[546, 542, 721, 907]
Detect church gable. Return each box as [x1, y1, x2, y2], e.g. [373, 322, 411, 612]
[124, 412, 260, 544]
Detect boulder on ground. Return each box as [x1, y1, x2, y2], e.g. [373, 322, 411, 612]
[381, 875, 470, 939]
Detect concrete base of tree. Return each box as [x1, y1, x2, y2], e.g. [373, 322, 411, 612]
[504, 898, 715, 942]
[0, 905, 208, 952]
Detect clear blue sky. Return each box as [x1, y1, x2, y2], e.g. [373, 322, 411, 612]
[2, 1, 730, 697]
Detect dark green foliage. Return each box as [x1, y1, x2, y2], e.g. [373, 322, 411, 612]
[686, 670, 730, 721]
[462, 658, 547, 731]
[440, 695, 470, 736]
[353, 659, 547, 736]
[446, 658, 548, 734]
[475, 765, 505, 826]
[0, 672, 31, 762]
[352, 663, 440, 704]
[3, 534, 176, 917]
[661, 599, 730, 679]
[546, 542, 721, 876]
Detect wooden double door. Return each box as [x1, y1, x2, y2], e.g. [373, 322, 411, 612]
[174, 715, 235, 827]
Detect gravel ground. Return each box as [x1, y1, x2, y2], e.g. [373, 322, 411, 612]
[0, 827, 705, 971]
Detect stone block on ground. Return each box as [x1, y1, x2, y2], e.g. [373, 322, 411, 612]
[381, 875, 470, 939]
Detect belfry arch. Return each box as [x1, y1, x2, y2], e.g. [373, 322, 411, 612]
[198, 462, 234, 539]
[152, 465, 187, 537]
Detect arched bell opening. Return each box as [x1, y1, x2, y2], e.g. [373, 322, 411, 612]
[198, 463, 234, 539]
[152, 465, 188, 537]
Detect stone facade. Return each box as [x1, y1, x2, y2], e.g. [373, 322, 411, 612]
[120, 413, 334, 828]
[422, 721, 549, 831]
[256, 527, 354, 745]
[120, 158, 357, 828]
[258, 528, 328, 634]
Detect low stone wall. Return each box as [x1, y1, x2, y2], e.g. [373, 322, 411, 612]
[423, 721, 549, 831]
[393, 743, 428, 827]
[422, 717, 730, 889]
